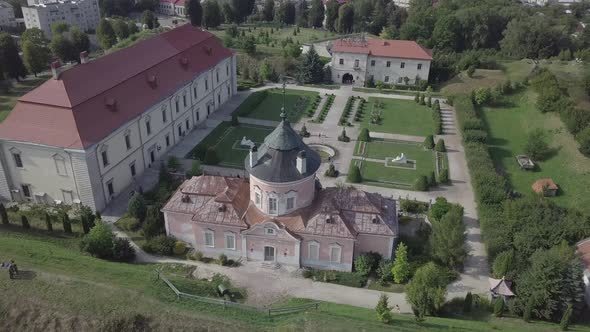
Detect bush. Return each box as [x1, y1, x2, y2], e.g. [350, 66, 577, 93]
[167, 155, 180, 170]
[354, 252, 382, 277]
[438, 168, 449, 184]
[62, 214, 72, 234]
[492, 250, 514, 279]
[494, 298, 504, 317]
[524, 129, 550, 161]
[185, 160, 202, 178]
[377, 259, 394, 283]
[21, 215, 30, 229]
[464, 292, 473, 313]
[81, 222, 115, 259]
[348, 165, 362, 183]
[466, 65, 475, 77]
[45, 213, 53, 232]
[405, 262, 447, 319]
[424, 135, 434, 149]
[577, 127, 590, 157]
[435, 139, 446, 152]
[112, 237, 135, 262]
[399, 199, 429, 214]
[173, 241, 187, 255]
[324, 163, 338, 177]
[414, 175, 429, 191]
[218, 253, 228, 266]
[358, 128, 371, 142]
[192, 251, 204, 261]
[141, 235, 176, 255]
[463, 129, 488, 143]
[414, 92, 420, 103]
[117, 215, 140, 231]
[375, 293, 392, 323]
[128, 193, 147, 222]
[203, 147, 220, 165]
[523, 303, 532, 322]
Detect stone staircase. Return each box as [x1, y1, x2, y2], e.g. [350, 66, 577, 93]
[440, 108, 456, 135]
[261, 261, 281, 270]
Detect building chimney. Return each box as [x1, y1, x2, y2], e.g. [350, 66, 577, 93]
[296, 150, 307, 174]
[249, 144, 258, 168]
[50, 60, 61, 80]
[80, 51, 89, 64]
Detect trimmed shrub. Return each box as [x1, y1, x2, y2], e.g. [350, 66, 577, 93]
[203, 147, 220, 165]
[435, 139, 446, 152]
[414, 92, 420, 103]
[230, 114, 239, 126]
[494, 298, 504, 317]
[375, 293, 392, 323]
[348, 165, 362, 183]
[173, 241, 187, 255]
[218, 253, 228, 266]
[414, 175, 429, 191]
[463, 129, 488, 143]
[62, 214, 72, 234]
[377, 259, 394, 283]
[438, 168, 449, 184]
[21, 215, 30, 229]
[300, 123, 310, 137]
[185, 160, 202, 178]
[142, 235, 176, 256]
[128, 193, 147, 222]
[523, 303, 532, 322]
[492, 250, 514, 279]
[167, 155, 180, 170]
[45, 213, 53, 232]
[81, 222, 115, 259]
[358, 128, 371, 142]
[428, 171, 437, 187]
[424, 135, 434, 149]
[338, 128, 350, 142]
[0, 203, 8, 225]
[464, 292, 473, 313]
[112, 238, 136, 262]
[324, 163, 338, 177]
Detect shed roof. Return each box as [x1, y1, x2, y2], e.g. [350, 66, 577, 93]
[531, 178, 558, 193]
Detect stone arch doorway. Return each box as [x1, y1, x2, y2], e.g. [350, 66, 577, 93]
[342, 73, 353, 84]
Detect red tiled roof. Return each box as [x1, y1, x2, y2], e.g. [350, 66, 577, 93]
[331, 38, 433, 61]
[531, 178, 558, 193]
[0, 24, 232, 149]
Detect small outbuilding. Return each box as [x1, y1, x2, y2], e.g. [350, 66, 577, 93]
[489, 277, 515, 301]
[516, 155, 535, 170]
[531, 178, 558, 197]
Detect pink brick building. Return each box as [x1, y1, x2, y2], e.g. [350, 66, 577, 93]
[162, 114, 398, 271]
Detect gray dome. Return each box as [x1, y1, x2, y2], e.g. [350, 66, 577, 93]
[245, 119, 321, 183]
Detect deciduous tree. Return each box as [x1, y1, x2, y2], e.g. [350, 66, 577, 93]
[308, 0, 324, 28]
[186, 0, 203, 26]
[0, 33, 26, 80]
[337, 3, 354, 33]
[97, 18, 117, 50]
[405, 262, 447, 319]
[22, 40, 50, 77]
[202, 0, 222, 29]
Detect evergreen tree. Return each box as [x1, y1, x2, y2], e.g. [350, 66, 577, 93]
[21, 215, 30, 229]
[435, 139, 446, 152]
[358, 128, 371, 142]
[392, 242, 410, 283]
[186, 0, 203, 27]
[0, 203, 8, 225]
[142, 10, 159, 29]
[325, 0, 340, 32]
[128, 193, 147, 222]
[424, 135, 434, 149]
[22, 40, 50, 77]
[337, 3, 354, 33]
[62, 213, 72, 234]
[262, 0, 274, 22]
[202, 0, 222, 29]
[375, 293, 392, 323]
[297, 45, 324, 84]
[430, 205, 466, 269]
[0, 32, 26, 80]
[277, 0, 296, 24]
[45, 212, 53, 232]
[308, 0, 324, 28]
[97, 18, 117, 50]
[347, 165, 362, 183]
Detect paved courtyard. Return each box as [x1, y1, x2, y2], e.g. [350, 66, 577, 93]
[103, 83, 489, 312]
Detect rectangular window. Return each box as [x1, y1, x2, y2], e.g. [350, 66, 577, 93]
[417, 63, 422, 70]
[165, 134, 170, 147]
[55, 157, 67, 176]
[225, 233, 236, 250]
[193, 86, 197, 98]
[354, 59, 359, 67]
[162, 109, 167, 123]
[175, 100, 179, 113]
[287, 197, 294, 210]
[226, 65, 229, 76]
[330, 246, 341, 263]
[21, 184, 31, 198]
[339, 59, 344, 65]
[227, 86, 230, 96]
[125, 134, 131, 150]
[370, 60, 375, 66]
[400, 62, 405, 69]
[268, 197, 277, 213]
[101, 151, 109, 167]
[146, 121, 151, 135]
[196, 111, 200, 122]
[255, 192, 261, 205]
[218, 94, 221, 104]
[107, 180, 114, 196]
[183, 95, 187, 107]
[130, 162, 136, 177]
[185, 119, 189, 130]
[384, 76, 389, 83]
[309, 242, 319, 260]
[204, 231, 214, 247]
[205, 79, 208, 90]
[216, 71, 219, 82]
[13, 153, 23, 168]
[386, 61, 391, 67]
[398, 77, 403, 83]
[265, 228, 275, 235]
[178, 125, 182, 137]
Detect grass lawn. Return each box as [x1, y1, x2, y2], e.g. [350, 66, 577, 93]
[352, 139, 437, 188]
[0, 75, 50, 122]
[236, 88, 319, 123]
[483, 90, 590, 213]
[359, 97, 435, 137]
[187, 122, 274, 168]
[367, 281, 405, 293]
[538, 60, 590, 109]
[1, 227, 588, 331]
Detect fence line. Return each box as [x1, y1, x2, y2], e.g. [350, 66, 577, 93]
[155, 270, 319, 316]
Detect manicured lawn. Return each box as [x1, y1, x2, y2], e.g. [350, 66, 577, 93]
[0, 75, 50, 122]
[351, 139, 437, 188]
[187, 122, 274, 168]
[236, 88, 319, 123]
[483, 90, 590, 213]
[1, 227, 588, 331]
[359, 97, 435, 137]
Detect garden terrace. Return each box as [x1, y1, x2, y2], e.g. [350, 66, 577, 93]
[234, 88, 320, 123]
[187, 122, 274, 169]
[359, 97, 435, 137]
[351, 139, 438, 189]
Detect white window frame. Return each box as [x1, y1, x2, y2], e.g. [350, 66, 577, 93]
[286, 197, 295, 210]
[339, 58, 344, 65]
[204, 230, 215, 247]
[225, 232, 236, 250]
[268, 196, 277, 214]
[265, 227, 275, 235]
[308, 241, 320, 261]
[10, 147, 22, 168]
[329, 244, 342, 264]
[417, 63, 422, 70]
[53, 154, 67, 176]
[354, 59, 359, 68]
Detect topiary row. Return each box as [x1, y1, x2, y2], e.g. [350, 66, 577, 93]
[305, 95, 322, 117]
[315, 93, 335, 123]
[353, 97, 366, 122]
[339, 96, 355, 126]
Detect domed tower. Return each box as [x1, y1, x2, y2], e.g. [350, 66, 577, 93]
[245, 112, 321, 216]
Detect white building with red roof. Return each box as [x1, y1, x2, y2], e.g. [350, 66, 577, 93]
[157, 0, 186, 17]
[329, 37, 432, 87]
[162, 112, 398, 271]
[0, 24, 237, 212]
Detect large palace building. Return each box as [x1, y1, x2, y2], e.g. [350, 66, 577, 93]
[162, 112, 399, 271]
[0, 25, 237, 212]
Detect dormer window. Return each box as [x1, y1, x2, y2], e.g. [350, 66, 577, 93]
[326, 216, 334, 224]
[218, 204, 227, 212]
[181, 194, 191, 203]
[372, 217, 379, 224]
[265, 228, 275, 235]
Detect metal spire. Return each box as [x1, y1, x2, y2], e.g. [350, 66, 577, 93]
[280, 78, 287, 122]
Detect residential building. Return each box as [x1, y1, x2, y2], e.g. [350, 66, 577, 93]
[21, 0, 100, 38]
[157, 0, 186, 17]
[162, 113, 399, 272]
[393, 0, 411, 8]
[0, 24, 237, 212]
[0, 1, 17, 28]
[329, 37, 432, 87]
